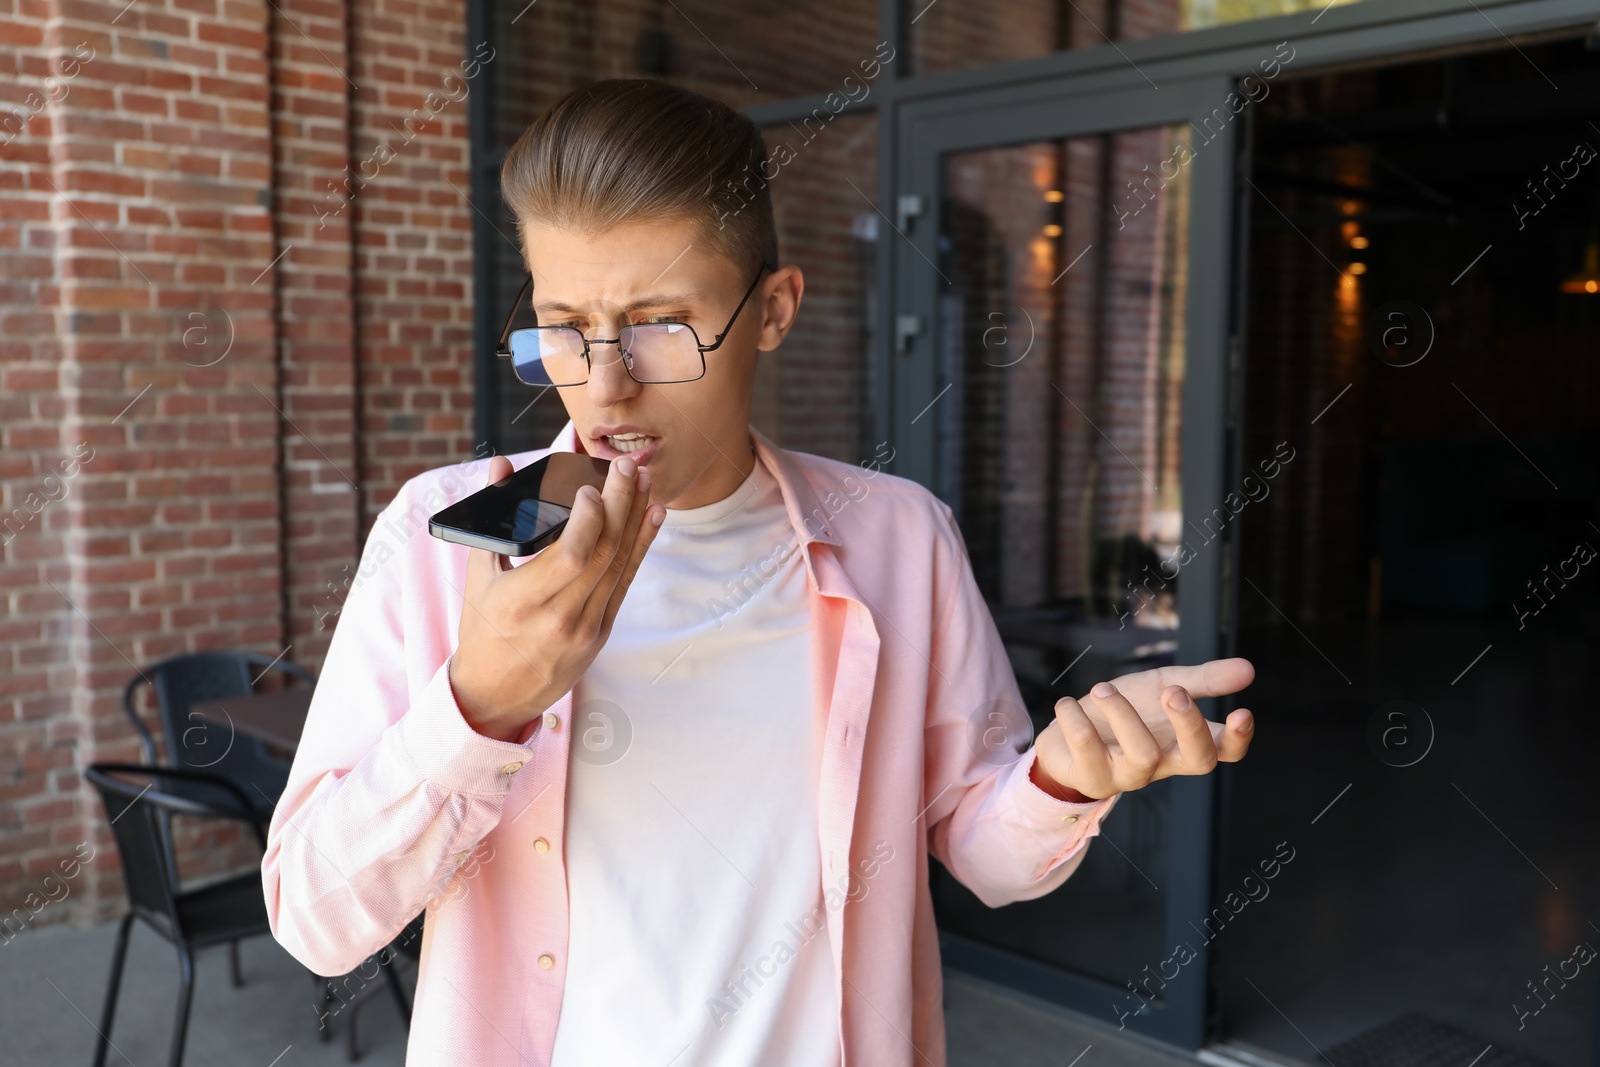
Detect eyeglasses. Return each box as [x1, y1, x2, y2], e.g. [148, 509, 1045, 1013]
[495, 262, 774, 386]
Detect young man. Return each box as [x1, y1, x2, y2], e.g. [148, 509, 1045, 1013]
[262, 78, 1256, 1066]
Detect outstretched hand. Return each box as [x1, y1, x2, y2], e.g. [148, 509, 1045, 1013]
[1030, 657, 1257, 802]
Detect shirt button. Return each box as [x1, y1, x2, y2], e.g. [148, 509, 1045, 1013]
[455, 850, 470, 863]
[502, 761, 524, 775]
[538, 953, 556, 970]
[1061, 814, 1080, 825]
[533, 837, 550, 854]
[543, 712, 560, 732]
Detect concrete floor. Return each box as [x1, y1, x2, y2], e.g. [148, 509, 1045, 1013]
[0, 915, 1206, 1067]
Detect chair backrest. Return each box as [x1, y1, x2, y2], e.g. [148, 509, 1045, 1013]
[80, 766, 189, 928]
[122, 650, 313, 805]
[85, 764, 266, 927]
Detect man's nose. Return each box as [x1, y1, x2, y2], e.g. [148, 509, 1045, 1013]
[584, 334, 641, 404]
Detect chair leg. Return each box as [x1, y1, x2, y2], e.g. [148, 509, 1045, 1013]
[169, 943, 196, 1067]
[316, 976, 336, 1042]
[92, 913, 136, 1067]
[229, 939, 243, 988]
[345, 999, 360, 1063]
[383, 959, 411, 1027]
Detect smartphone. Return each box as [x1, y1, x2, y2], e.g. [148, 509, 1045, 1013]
[428, 452, 613, 556]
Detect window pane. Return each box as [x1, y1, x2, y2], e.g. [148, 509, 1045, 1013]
[927, 127, 1190, 990]
[910, 0, 1366, 75]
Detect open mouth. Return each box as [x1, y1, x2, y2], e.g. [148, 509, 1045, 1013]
[604, 432, 657, 455]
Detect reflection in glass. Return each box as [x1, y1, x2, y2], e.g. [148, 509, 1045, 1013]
[929, 127, 1190, 994]
[911, 0, 1364, 75]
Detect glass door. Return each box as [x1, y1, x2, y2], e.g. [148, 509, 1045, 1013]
[890, 74, 1240, 1046]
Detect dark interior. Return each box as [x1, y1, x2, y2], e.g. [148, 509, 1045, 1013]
[1219, 32, 1600, 1065]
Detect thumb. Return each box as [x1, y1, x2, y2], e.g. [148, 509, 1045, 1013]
[484, 455, 514, 485]
[463, 456, 516, 594]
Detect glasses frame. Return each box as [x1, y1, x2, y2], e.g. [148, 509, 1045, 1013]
[494, 261, 775, 386]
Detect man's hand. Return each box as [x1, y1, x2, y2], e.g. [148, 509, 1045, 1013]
[1029, 657, 1256, 802]
[448, 454, 664, 743]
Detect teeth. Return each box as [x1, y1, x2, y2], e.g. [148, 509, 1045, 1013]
[607, 434, 654, 453]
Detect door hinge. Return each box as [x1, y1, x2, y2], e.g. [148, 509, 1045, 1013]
[896, 313, 923, 354]
[897, 194, 924, 232]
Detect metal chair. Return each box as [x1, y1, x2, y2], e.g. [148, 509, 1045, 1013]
[85, 763, 274, 1067]
[314, 912, 424, 1061]
[121, 650, 316, 823]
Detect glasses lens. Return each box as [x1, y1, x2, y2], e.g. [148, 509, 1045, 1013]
[619, 323, 704, 383]
[510, 328, 589, 386]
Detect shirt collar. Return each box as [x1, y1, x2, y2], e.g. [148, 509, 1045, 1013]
[546, 418, 844, 550]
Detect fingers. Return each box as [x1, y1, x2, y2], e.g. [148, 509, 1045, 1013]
[1087, 682, 1162, 775]
[596, 481, 665, 636]
[1051, 696, 1115, 797]
[1120, 656, 1255, 702]
[464, 456, 517, 595]
[1160, 685, 1219, 773]
[554, 456, 646, 604]
[484, 456, 514, 483]
[1215, 707, 1255, 762]
[580, 462, 657, 631]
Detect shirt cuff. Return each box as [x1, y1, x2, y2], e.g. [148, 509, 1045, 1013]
[1002, 746, 1121, 833]
[393, 659, 539, 797]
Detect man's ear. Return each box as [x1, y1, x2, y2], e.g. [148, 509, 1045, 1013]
[756, 264, 804, 352]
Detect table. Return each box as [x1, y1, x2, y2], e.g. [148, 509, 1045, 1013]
[189, 687, 313, 755]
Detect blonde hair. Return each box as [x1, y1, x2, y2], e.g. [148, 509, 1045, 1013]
[500, 78, 778, 281]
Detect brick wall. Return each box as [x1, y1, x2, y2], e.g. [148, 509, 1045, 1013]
[0, 0, 474, 931]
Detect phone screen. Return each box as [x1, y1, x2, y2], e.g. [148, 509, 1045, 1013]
[429, 452, 612, 554]
[512, 496, 570, 542]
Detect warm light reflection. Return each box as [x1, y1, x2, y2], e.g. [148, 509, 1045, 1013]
[1043, 223, 1062, 237]
[1028, 234, 1053, 279]
[1348, 262, 1367, 275]
[1044, 189, 1064, 203]
[1338, 272, 1359, 307]
[1560, 242, 1600, 294]
[1350, 235, 1369, 249]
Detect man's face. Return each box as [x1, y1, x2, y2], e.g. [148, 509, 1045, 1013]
[518, 215, 801, 511]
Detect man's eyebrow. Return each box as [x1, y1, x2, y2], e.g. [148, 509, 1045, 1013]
[533, 292, 707, 315]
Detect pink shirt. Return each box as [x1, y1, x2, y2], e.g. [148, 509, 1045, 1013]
[262, 419, 1120, 1066]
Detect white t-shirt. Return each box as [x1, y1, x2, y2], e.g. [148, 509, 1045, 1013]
[550, 448, 841, 1067]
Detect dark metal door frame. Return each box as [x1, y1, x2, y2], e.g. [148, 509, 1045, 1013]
[890, 70, 1238, 1046]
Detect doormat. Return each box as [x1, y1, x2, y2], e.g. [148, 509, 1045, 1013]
[1324, 1012, 1555, 1067]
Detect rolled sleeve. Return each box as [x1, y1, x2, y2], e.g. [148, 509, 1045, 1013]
[395, 659, 539, 797]
[922, 496, 1120, 907]
[1002, 746, 1121, 834]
